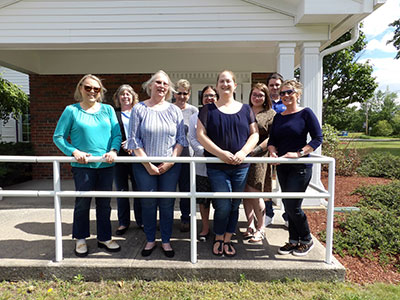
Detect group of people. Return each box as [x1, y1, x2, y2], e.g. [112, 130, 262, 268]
[53, 70, 322, 259]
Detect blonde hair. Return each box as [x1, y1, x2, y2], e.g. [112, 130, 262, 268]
[176, 79, 191, 92]
[281, 79, 303, 98]
[142, 70, 175, 101]
[74, 74, 106, 102]
[112, 84, 139, 108]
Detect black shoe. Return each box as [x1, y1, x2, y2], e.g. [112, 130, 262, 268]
[293, 241, 314, 256]
[115, 226, 129, 236]
[278, 242, 298, 255]
[141, 244, 157, 257]
[162, 248, 175, 258]
[198, 232, 210, 242]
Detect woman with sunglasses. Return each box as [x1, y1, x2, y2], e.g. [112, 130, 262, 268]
[188, 85, 217, 241]
[126, 70, 187, 258]
[197, 70, 259, 257]
[267, 79, 322, 257]
[53, 74, 122, 257]
[173, 79, 199, 233]
[243, 83, 276, 243]
[112, 84, 142, 235]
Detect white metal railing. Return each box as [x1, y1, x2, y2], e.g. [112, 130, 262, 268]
[0, 155, 335, 264]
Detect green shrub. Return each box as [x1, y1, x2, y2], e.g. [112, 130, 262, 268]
[0, 142, 34, 187]
[357, 152, 400, 179]
[371, 120, 393, 137]
[320, 181, 400, 270]
[321, 124, 363, 176]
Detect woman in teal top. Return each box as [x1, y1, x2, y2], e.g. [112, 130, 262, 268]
[53, 74, 122, 257]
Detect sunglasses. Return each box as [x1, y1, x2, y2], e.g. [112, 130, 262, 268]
[176, 92, 189, 96]
[279, 89, 295, 97]
[83, 85, 101, 94]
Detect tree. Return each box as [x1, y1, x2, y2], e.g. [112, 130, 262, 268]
[0, 75, 29, 123]
[322, 25, 378, 122]
[387, 18, 400, 59]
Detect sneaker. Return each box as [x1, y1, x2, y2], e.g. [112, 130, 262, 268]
[278, 242, 298, 255]
[293, 241, 314, 256]
[265, 216, 273, 227]
[98, 240, 121, 252]
[74, 239, 88, 257]
[180, 222, 190, 232]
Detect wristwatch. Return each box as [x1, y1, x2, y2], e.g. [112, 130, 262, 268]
[298, 150, 306, 157]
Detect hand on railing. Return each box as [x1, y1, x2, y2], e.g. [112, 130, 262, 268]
[72, 149, 91, 164]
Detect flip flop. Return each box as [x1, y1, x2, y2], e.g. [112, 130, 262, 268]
[212, 240, 224, 256]
[223, 241, 236, 257]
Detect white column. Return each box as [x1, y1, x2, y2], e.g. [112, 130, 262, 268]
[300, 42, 325, 207]
[277, 42, 296, 80]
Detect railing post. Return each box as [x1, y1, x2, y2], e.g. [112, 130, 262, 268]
[325, 159, 335, 264]
[190, 161, 197, 264]
[53, 161, 63, 262]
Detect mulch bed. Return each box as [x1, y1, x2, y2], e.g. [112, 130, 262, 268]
[307, 174, 400, 284]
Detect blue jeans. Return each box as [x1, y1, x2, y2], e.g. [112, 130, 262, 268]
[114, 162, 142, 227]
[277, 164, 312, 244]
[207, 167, 249, 236]
[178, 163, 190, 224]
[72, 166, 113, 242]
[132, 163, 181, 243]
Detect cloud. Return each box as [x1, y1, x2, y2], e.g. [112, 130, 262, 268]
[363, 0, 400, 37]
[360, 57, 400, 100]
[366, 33, 397, 53]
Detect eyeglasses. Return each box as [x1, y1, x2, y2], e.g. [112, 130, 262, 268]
[252, 93, 265, 99]
[83, 85, 101, 94]
[203, 94, 216, 98]
[176, 92, 189, 96]
[155, 80, 169, 87]
[279, 90, 295, 97]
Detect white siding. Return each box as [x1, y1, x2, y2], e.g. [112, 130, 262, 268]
[0, 0, 329, 44]
[0, 67, 29, 94]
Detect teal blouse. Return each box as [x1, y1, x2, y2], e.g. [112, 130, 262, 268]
[53, 103, 122, 168]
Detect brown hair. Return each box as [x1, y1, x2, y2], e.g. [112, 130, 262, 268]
[249, 83, 271, 110]
[112, 84, 139, 108]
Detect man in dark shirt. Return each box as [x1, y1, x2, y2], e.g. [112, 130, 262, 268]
[266, 73, 288, 227]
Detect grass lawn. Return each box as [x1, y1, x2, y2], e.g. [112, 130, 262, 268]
[1, 278, 400, 300]
[339, 138, 400, 156]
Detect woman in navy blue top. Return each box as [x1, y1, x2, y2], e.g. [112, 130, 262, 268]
[267, 79, 322, 257]
[197, 70, 259, 257]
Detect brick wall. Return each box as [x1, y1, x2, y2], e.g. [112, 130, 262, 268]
[30, 72, 271, 179]
[29, 73, 151, 179]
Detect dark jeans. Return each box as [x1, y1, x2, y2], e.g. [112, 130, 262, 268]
[265, 200, 288, 220]
[132, 163, 181, 243]
[207, 167, 249, 236]
[71, 166, 113, 242]
[114, 162, 142, 227]
[277, 164, 312, 244]
[178, 163, 190, 224]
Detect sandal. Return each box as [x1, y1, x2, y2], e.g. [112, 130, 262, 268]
[223, 241, 236, 257]
[249, 230, 264, 243]
[242, 227, 254, 239]
[212, 240, 224, 256]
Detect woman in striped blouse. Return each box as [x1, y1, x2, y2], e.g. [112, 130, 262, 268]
[126, 70, 188, 258]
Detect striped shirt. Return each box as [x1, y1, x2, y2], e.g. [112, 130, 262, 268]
[126, 101, 188, 157]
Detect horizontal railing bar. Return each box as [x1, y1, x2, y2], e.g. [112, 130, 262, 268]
[0, 190, 330, 199]
[0, 155, 334, 164]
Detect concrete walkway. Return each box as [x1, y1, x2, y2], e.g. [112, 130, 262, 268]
[0, 180, 345, 282]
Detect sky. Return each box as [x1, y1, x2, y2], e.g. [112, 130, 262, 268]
[360, 0, 400, 100]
